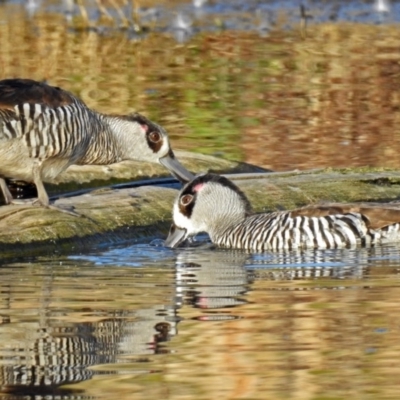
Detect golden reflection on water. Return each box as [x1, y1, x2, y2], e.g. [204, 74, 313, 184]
[1, 246, 400, 399]
[1, 2, 400, 170]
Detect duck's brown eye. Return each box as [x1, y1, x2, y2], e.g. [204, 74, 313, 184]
[180, 194, 193, 206]
[149, 131, 161, 143]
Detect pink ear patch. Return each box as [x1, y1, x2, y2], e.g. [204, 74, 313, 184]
[141, 124, 149, 132]
[193, 183, 204, 192]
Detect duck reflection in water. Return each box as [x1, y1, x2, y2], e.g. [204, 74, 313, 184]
[1, 243, 398, 397]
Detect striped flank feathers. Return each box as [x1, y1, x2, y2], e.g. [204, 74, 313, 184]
[165, 173, 400, 251]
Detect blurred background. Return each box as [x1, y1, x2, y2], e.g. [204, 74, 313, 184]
[0, 0, 399, 171]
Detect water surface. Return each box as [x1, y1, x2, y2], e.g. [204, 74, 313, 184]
[1, 242, 400, 399]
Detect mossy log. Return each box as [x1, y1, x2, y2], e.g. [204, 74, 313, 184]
[1, 161, 400, 258]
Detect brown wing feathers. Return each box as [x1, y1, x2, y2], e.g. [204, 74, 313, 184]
[291, 203, 400, 230]
[0, 79, 78, 109]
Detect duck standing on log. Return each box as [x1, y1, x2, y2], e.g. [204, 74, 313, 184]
[0, 78, 194, 207]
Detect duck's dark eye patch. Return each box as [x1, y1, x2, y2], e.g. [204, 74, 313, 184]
[149, 131, 161, 143]
[179, 194, 195, 217]
[181, 194, 193, 206]
[146, 130, 163, 152]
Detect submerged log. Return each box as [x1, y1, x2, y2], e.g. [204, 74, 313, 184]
[0, 161, 400, 258]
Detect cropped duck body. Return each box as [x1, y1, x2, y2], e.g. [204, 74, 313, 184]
[0, 78, 193, 206]
[165, 173, 400, 251]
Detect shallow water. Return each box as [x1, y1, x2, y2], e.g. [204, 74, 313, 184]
[1, 242, 400, 399]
